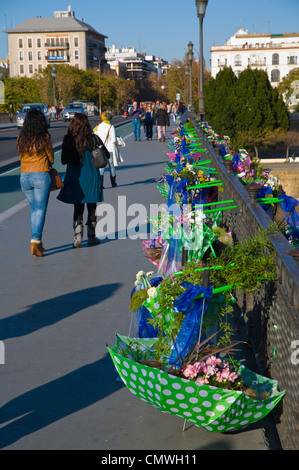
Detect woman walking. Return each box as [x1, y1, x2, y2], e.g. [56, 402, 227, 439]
[154, 104, 169, 142]
[145, 104, 154, 140]
[17, 109, 54, 257]
[94, 110, 121, 188]
[57, 113, 103, 247]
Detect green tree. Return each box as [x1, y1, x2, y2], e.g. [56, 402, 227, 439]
[205, 66, 236, 136]
[107, 75, 137, 112]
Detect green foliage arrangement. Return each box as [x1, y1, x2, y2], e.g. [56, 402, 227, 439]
[205, 66, 289, 147]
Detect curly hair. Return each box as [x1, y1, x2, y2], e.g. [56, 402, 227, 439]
[68, 113, 93, 157]
[17, 109, 51, 155]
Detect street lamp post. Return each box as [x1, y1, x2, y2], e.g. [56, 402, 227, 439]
[187, 41, 194, 111]
[99, 56, 105, 115]
[185, 67, 189, 105]
[195, 0, 208, 119]
[51, 64, 56, 107]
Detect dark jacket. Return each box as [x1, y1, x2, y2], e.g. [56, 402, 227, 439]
[129, 107, 142, 119]
[57, 134, 103, 204]
[154, 108, 170, 126]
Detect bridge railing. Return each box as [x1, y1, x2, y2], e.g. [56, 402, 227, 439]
[191, 116, 299, 450]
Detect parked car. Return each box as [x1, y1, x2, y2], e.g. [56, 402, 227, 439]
[63, 103, 87, 121]
[17, 103, 50, 128]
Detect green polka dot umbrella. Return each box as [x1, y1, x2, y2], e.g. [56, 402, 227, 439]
[108, 335, 285, 433]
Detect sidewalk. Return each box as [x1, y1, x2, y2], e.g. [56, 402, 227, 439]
[0, 124, 275, 450]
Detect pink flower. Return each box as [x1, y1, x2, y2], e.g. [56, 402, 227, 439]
[195, 377, 209, 384]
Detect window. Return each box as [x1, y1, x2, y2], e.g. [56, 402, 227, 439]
[20, 64, 24, 74]
[234, 54, 242, 66]
[29, 64, 33, 74]
[19, 51, 24, 61]
[272, 53, 279, 65]
[38, 64, 42, 72]
[28, 38, 32, 48]
[74, 50, 79, 59]
[74, 37, 78, 47]
[37, 38, 41, 48]
[28, 51, 33, 61]
[288, 56, 297, 65]
[271, 69, 280, 82]
[37, 51, 42, 61]
[18, 38, 23, 48]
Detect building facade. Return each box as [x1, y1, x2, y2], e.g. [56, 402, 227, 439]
[105, 44, 167, 79]
[5, 7, 107, 77]
[211, 28, 299, 86]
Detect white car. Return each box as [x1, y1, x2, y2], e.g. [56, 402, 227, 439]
[63, 103, 87, 121]
[17, 103, 50, 128]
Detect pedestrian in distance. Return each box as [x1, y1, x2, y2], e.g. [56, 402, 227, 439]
[153, 100, 160, 137]
[141, 102, 147, 134]
[129, 101, 142, 141]
[145, 103, 154, 140]
[8, 103, 14, 123]
[93, 110, 122, 188]
[50, 105, 56, 120]
[57, 113, 103, 248]
[17, 109, 54, 257]
[154, 103, 170, 142]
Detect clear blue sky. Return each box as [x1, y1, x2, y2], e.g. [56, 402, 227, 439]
[1, 0, 299, 69]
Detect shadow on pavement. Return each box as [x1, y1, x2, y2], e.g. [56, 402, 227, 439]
[0, 283, 122, 340]
[0, 353, 123, 449]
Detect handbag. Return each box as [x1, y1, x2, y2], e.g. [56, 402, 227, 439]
[91, 132, 110, 169]
[50, 168, 64, 191]
[116, 136, 126, 147]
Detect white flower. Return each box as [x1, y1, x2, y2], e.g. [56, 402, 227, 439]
[136, 270, 145, 281]
[146, 271, 154, 277]
[147, 287, 157, 298]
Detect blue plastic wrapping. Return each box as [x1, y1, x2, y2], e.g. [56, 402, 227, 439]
[168, 284, 213, 367]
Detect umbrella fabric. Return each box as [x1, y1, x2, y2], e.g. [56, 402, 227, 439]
[108, 335, 285, 433]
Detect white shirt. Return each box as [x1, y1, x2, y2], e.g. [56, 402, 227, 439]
[94, 121, 116, 153]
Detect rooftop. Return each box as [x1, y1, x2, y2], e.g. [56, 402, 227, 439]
[4, 16, 107, 38]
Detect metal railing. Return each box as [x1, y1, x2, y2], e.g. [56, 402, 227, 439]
[192, 116, 299, 450]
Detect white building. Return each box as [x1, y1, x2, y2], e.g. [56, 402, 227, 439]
[211, 28, 299, 86]
[105, 44, 166, 78]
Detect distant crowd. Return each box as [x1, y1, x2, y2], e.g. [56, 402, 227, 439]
[126, 100, 189, 142]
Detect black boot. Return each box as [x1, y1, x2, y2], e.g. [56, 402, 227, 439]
[110, 175, 117, 187]
[87, 221, 100, 245]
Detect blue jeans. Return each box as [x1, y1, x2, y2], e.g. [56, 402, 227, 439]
[100, 152, 115, 177]
[20, 172, 51, 241]
[132, 119, 141, 139]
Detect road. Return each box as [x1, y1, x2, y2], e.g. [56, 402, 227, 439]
[0, 115, 130, 170]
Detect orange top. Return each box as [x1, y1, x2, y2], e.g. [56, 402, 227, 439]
[18, 134, 54, 173]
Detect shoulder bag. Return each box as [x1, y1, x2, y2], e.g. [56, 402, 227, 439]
[116, 135, 126, 147]
[50, 167, 64, 191]
[91, 130, 111, 169]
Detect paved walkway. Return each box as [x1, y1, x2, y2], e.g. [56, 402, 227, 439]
[0, 123, 276, 450]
